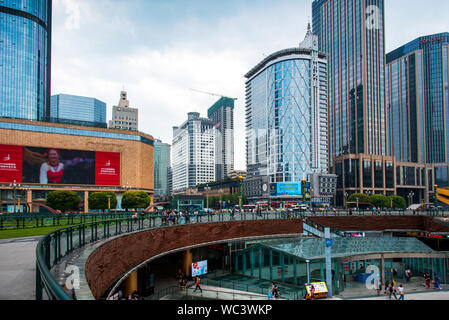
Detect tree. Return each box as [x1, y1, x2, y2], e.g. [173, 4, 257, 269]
[88, 192, 117, 212]
[46, 190, 81, 213]
[369, 194, 389, 209]
[347, 193, 370, 207]
[122, 191, 151, 210]
[387, 195, 406, 209]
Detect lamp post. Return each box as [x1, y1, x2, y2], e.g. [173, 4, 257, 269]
[107, 194, 112, 213]
[408, 191, 415, 208]
[344, 192, 349, 209]
[9, 180, 21, 214]
[238, 176, 244, 211]
[205, 185, 211, 210]
[434, 185, 438, 207]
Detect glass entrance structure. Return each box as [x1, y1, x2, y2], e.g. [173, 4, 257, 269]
[233, 237, 449, 295]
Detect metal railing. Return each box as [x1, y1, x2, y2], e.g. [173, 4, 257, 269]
[34, 209, 449, 300]
[35, 211, 302, 300]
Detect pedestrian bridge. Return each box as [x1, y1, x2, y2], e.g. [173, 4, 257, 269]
[35, 211, 449, 300]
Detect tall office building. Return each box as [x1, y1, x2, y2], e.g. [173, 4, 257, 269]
[386, 33, 449, 164]
[51, 94, 107, 127]
[312, 0, 398, 204]
[313, 0, 443, 204]
[385, 33, 449, 198]
[172, 112, 216, 193]
[154, 139, 171, 198]
[109, 91, 139, 131]
[245, 26, 329, 185]
[207, 97, 234, 180]
[0, 0, 52, 121]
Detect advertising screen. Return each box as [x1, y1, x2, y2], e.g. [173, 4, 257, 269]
[270, 182, 302, 197]
[0, 144, 120, 186]
[192, 260, 208, 277]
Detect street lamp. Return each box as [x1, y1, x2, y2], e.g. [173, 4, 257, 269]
[9, 180, 21, 214]
[205, 185, 211, 210]
[238, 176, 244, 211]
[434, 185, 438, 207]
[107, 194, 112, 213]
[344, 192, 349, 208]
[408, 191, 415, 207]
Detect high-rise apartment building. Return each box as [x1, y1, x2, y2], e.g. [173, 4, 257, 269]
[207, 97, 234, 180]
[109, 91, 138, 131]
[0, 0, 52, 121]
[50, 94, 107, 127]
[245, 26, 328, 185]
[172, 112, 216, 193]
[154, 139, 171, 198]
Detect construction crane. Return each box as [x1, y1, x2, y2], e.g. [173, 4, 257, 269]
[189, 88, 238, 101]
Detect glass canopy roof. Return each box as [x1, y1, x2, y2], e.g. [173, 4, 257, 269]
[255, 237, 436, 260]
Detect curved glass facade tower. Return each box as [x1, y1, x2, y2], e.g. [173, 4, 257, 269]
[245, 29, 328, 183]
[0, 0, 52, 121]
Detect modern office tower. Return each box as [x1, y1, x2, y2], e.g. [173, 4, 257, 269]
[0, 0, 52, 121]
[109, 91, 139, 131]
[154, 139, 171, 198]
[207, 97, 235, 180]
[172, 112, 216, 193]
[386, 33, 449, 164]
[245, 25, 328, 185]
[312, 0, 399, 204]
[385, 33, 449, 199]
[50, 94, 107, 127]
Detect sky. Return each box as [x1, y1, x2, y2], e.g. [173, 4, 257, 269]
[50, 0, 449, 171]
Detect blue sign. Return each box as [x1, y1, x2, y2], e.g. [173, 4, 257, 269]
[326, 239, 333, 247]
[270, 183, 302, 197]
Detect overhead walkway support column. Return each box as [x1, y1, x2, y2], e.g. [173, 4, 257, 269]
[125, 270, 138, 298]
[182, 249, 193, 278]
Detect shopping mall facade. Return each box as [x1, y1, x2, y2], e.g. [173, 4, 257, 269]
[0, 118, 154, 212]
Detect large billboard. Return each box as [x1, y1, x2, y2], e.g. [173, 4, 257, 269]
[270, 182, 302, 197]
[0, 144, 120, 186]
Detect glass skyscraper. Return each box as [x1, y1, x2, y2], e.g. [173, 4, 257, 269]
[154, 139, 171, 198]
[51, 94, 107, 127]
[245, 27, 328, 184]
[0, 0, 52, 121]
[386, 33, 449, 164]
[207, 97, 234, 181]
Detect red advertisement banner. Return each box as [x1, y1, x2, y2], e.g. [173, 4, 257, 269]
[0, 145, 23, 183]
[95, 152, 121, 186]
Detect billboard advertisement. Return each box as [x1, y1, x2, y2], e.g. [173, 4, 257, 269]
[0, 144, 120, 186]
[270, 182, 302, 197]
[192, 260, 208, 277]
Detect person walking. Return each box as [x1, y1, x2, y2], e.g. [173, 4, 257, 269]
[377, 278, 382, 296]
[193, 276, 202, 293]
[425, 273, 432, 289]
[310, 285, 315, 300]
[384, 280, 390, 296]
[433, 273, 443, 290]
[398, 284, 405, 300]
[388, 283, 398, 300]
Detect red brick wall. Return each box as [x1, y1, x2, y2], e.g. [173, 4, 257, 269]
[85, 219, 302, 299]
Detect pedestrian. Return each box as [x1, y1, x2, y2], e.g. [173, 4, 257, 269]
[310, 285, 315, 300]
[384, 280, 390, 296]
[425, 273, 432, 289]
[194, 276, 202, 293]
[388, 283, 398, 300]
[273, 285, 280, 300]
[398, 284, 405, 300]
[267, 286, 274, 300]
[377, 278, 382, 296]
[433, 273, 443, 290]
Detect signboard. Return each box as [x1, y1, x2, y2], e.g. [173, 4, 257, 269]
[192, 260, 208, 277]
[270, 182, 302, 197]
[0, 144, 120, 186]
[305, 282, 328, 300]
